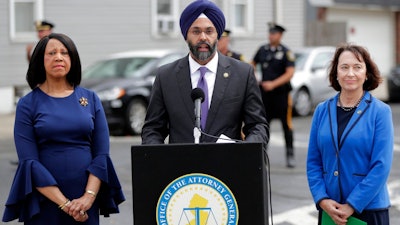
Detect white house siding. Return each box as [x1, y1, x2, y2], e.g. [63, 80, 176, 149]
[0, 1, 27, 113]
[238, 0, 273, 61]
[1, 0, 396, 111]
[0, 1, 28, 88]
[326, 7, 394, 100]
[279, 0, 305, 49]
[0, 0, 305, 83]
[230, 0, 305, 62]
[44, 0, 180, 70]
[0, 0, 187, 113]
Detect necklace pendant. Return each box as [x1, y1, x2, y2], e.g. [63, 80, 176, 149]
[341, 106, 354, 111]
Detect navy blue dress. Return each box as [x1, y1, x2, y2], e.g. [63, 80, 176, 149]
[2, 86, 125, 224]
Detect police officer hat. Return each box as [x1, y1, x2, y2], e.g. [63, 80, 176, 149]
[221, 29, 231, 37]
[268, 22, 285, 33]
[35, 20, 54, 31]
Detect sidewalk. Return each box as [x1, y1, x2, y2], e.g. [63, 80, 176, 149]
[0, 113, 17, 225]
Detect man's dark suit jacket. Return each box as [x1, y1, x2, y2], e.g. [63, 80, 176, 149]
[141, 53, 269, 145]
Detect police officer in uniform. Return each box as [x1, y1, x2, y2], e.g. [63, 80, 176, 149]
[26, 20, 54, 62]
[218, 29, 245, 61]
[252, 23, 296, 168]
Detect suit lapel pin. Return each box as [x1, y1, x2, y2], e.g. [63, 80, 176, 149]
[79, 97, 89, 107]
[357, 110, 362, 114]
[223, 72, 229, 78]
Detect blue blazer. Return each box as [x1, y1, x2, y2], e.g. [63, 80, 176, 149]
[141, 53, 269, 144]
[307, 92, 393, 214]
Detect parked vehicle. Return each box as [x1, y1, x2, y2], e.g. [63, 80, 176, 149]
[291, 46, 337, 116]
[81, 49, 186, 135]
[388, 65, 400, 102]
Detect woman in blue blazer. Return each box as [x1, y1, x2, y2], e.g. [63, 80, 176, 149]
[307, 43, 393, 225]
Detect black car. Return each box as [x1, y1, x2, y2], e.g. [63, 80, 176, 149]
[81, 49, 186, 135]
[388, 65, 400, 102]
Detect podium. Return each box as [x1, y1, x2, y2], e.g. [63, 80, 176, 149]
[131, 142, 269, 225]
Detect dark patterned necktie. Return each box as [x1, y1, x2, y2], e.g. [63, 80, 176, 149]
[197, 67, 208, 130]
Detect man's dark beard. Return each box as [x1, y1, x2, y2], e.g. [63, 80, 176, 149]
[188, 41, 217, 61]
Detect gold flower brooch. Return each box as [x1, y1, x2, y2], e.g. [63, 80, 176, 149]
[79, 97, 88, 107]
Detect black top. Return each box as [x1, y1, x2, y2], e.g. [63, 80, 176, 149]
[337, 106, 356, 145]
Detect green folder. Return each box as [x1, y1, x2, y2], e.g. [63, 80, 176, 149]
[322, 211, 367, 225]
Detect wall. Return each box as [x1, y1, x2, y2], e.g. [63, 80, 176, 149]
[327, 7, 395, 100]
[228, 0, 305, 62]
[0, 87, 14, 114]
[0, 0, 307, 113]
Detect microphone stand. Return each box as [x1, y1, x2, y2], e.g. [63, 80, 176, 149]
[191, 88, 205, 144]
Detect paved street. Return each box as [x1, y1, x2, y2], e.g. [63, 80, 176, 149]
[1, 103, 399, 225]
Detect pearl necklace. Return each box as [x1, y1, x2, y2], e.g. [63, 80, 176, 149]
[338, 92, 364, 112]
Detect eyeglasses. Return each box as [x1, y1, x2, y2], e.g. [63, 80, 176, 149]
[188, 28, 217, 37]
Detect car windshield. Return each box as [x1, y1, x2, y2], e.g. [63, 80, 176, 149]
[294, 51, 309, 71]
[83, 57, 156, 79]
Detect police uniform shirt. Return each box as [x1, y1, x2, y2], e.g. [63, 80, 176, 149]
[253, 44, 295, 82]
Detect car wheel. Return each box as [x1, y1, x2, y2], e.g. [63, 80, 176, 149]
[125, 98, 147, 135]
[293, 88, 312, 116]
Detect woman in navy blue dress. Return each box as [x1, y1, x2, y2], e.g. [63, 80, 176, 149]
[2, 33, 125, 224]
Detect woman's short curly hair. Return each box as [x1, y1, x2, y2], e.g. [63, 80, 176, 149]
[328, 43, 382, 91]
[26, 33, 82, 89]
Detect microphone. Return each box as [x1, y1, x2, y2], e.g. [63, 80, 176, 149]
[190, 88, 243, 144]
[191, 88, 205, 130]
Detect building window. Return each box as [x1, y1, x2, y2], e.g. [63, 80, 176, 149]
[151, 0, 253, 38]
[219, 0, 254, 36]
[9, 0, 43, 42]
[152, 0, 179, 38]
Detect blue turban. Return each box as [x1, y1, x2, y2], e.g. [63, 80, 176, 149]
[179, 0, 226, 40]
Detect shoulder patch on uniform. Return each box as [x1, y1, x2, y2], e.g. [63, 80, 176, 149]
[286, 50, 295, 62]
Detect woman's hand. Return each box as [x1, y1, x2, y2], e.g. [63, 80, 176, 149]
[66, 174, 100, 222]
[67, 193, 96, 222]
[336, 203, 354, 221]
[59, 202, 87, 222]
[319, 199, 348, 225]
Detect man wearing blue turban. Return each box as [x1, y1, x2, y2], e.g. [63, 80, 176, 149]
[142, 0, 269, 147]
[179, 0, 225, 40]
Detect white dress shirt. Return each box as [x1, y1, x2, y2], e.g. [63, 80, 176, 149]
[188, 53, 218, 108]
